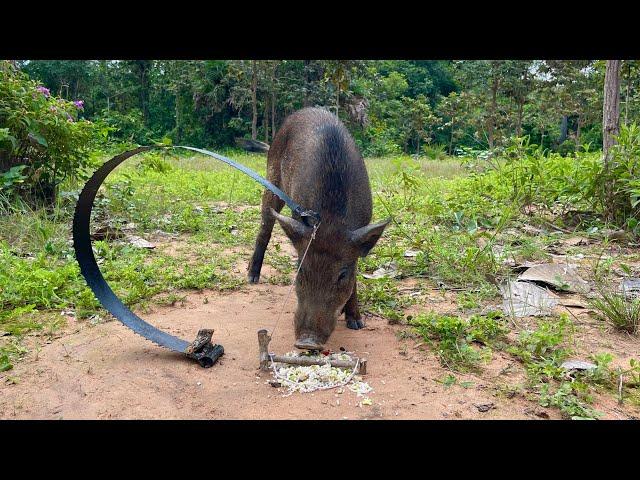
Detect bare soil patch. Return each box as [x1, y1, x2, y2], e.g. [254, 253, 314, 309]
[0, 280, 547, 419]
[2, 235, 639, 420]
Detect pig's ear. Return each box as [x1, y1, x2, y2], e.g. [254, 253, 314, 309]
[350, 218, 391, 257]
[271, 208, 311, 243]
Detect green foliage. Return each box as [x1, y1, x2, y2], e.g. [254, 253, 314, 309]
[410, 311, 508, 371]
[18, 59, 622, 159]
[136, 152, 173, 174]
[509, 314, 573, 367]
[0, 338, 28, 373]
[422, 143, 447, 160]
[0, 154, 265, 332]
[506, 314, 606, 419]
[0, 353, 12, 372]
[96, 108, 152, 144]
[454, 128, 640, 233]
[358, 276, 413, 324]
[0, 165, 28, 191]
[435, 373, 474, 388]
[538, 382, 599, 420]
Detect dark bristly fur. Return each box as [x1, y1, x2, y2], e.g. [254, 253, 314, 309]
[248, 107, 390, 350]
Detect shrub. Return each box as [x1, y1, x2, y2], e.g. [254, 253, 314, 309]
[467, 130, 640, 232]
[0, 61, 105, 204]
[601, 123, 640, 226]
[422, 143, 447, 160]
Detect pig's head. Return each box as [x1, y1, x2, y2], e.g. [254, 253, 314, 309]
[271, 208, 390, 350]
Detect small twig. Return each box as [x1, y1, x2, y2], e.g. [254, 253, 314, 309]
[618, 369, 624, 406]
[535, 217, 574, 234]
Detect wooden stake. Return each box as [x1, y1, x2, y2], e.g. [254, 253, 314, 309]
[258, 329, 272, 371]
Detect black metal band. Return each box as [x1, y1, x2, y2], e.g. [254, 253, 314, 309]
[175, 146, 321, 225]
[72, 145, 319, 368]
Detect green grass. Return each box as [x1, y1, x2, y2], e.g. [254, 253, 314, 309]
[0, 150, 263, 357]
[0, 150, 474, 366]
[589, 280, 640, 335]
[409, 306, 640, 418]
[0, 150, 605, 333]
[2, 147, 640, 420]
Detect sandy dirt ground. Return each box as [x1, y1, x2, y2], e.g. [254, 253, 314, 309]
[2, 233, 639, 420]
[0, 277, 557, 420]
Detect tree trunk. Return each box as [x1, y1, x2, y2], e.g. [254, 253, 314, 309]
[263, 97, 269, 143]
[515, 69, 529, 138]
[139, 61, 151, 126]
[603, 60, 622, 157]
[516, 101, 524, 137]
[251, 60, 258, 141]
[271, 90, 276, 141]
[624, 62, 631, 126]
[303, 60, 311, 107]
[559, 115, 568, 144]
[487, 76, 499, 149]
[449, 118, 455, 155]
[602, 59, 622, 220]
[175, 90, 182, 142]
[271, 64, 277, 141]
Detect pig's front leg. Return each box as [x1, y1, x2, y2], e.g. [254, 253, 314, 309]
[248, 190, 283, 284]
[344, 276, 364, 330]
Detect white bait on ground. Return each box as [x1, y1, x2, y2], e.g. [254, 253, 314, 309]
[269, 351, 374, 398]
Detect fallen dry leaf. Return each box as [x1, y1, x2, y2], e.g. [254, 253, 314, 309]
[517, 263, 590, 294]
[500, 280, 559, 317]
[126, 235, 156, 249]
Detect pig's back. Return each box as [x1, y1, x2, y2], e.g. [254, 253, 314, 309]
[272, 108, 372, 229]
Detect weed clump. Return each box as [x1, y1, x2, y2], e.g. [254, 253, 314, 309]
[589, 257, 640, 334]
[589, 288, 640, 335]
[507, 314, 603, 419]
[409, 311, 508, 371]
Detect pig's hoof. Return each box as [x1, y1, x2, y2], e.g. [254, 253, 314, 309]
[294, 338, 324, 351]
[346, 317, 365, 330]
[247, 273, 260, 284]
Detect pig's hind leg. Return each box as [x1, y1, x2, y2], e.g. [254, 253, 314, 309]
[248, 189, 284, 283]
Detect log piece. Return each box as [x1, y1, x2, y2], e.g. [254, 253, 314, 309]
[257, 329, 366, 374]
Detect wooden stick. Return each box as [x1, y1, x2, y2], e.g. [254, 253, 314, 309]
[618, 371, 624, 405]
[258, 329, 272, 371]
[257, 329, 366, 374]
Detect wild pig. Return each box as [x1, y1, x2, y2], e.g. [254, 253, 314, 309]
[248, 107, 390, 350]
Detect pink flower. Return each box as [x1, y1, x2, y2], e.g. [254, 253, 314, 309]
[36, 86, 50, 98]
[66, 112, 74, 122]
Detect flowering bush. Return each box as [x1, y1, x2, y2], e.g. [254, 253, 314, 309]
[0, 61, 107, 202]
